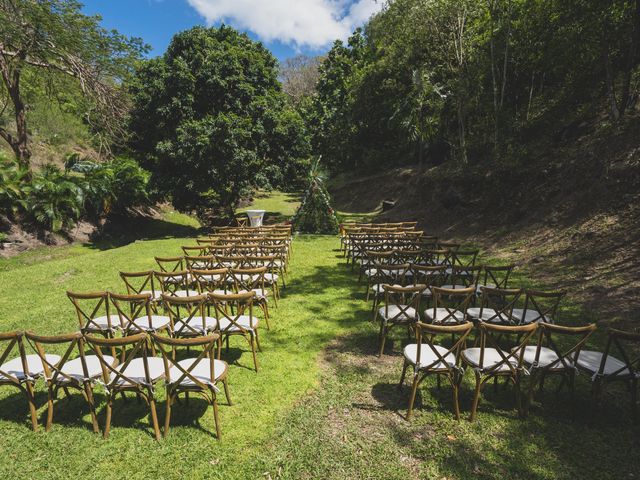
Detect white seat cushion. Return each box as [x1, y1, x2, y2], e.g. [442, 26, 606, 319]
[57, 355, 117, 382]
[139, 290, 163, 301]
[111, 357, 165, 385]
[0, 354, 61, 380]
[238, 288, 269, 299]
[404, 344, 455, 370]
[172, 289, 200, 298]
[217, 315, 259, 332]
[576, 350, 635, 377]
[370, 283, 404, 294]
[440, 284, 470, 290]
[85, 315, 121, 331]
[264, 273, 279, 283]
[168, 358, 227, 386]
[131, 315, 171, 331]
[424, 308, 466, 324]
[466, 307, 512, 323]
[378, 305, 418, 323]
[174, 316, 217, 334]
[511, 308, 552, 324]
[462, 347, 517, 371]
[520, 346, 569, 369]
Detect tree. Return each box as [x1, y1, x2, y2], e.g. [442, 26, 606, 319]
[0, 0, 146, 168]
[129, 26, 309, 221]
[279, 55, 322, 105]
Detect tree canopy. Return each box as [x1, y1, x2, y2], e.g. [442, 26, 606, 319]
[129, 25, 310, 221]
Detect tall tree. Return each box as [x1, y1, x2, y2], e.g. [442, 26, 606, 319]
[0, 0, 146, 168]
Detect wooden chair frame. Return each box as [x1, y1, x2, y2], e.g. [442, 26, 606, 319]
[376, 284, 426, 356]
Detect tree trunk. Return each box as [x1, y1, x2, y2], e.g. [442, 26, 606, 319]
[603, 47, 621, 121]
[0, 54, 31, 170]
[619, 0, 640, 117]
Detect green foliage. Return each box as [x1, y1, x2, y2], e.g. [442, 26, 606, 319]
[292, 158, 339, 234]
[0, 154, 30, 218]
[29, 165, 84, 232]
[310, 0, 640, 170]
[129, 25, 310, 221]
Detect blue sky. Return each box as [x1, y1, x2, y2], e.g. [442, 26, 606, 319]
[80, 0, 384, 62]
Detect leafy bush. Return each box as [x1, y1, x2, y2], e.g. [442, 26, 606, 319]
[0, 154, 30, 218]
[29, 165, 84, 232]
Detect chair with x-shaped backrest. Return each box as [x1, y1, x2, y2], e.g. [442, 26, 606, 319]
[462, 321, 538, 421]
[244, 255, 281, 300]
[425, 286, 475, 325]
[208, 291, 261, 372]
[191, 268, 229, 299]
[185, 255, 215, 271]
[181, 245, 209, 258]
[25, 331, 118, 432]
[575, 328, 640, 421]
[398, 321, 474, 420]
[86, 332, 165, 439]
[109, 292, 171, 339]
[120, 270, 162, 305]
[361, 249, 395, 284]
[518, 322, 596, 415]
[441, 265, 483, 291]
[410, 264, 446, 308]
[466, 287, 523, 325]
[229, 266, 271, 328]
[155, 256, 188, 283]
[512, 289, 566, 325]
[67, 291, 121, 343]
[0, 331, 58, 431]
[423, 248, 453, 267]
[152, 333, 230, 439]
[162, 293, 214, 341]
[367, 262, 409, 312]
[155, 270, 199, 298]
[375, 284, 426, 357]
[477, 264, 515, 296]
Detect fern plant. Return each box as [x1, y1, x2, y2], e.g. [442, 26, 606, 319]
[29, 165, 84, 232]
[0, 154, 30, 218]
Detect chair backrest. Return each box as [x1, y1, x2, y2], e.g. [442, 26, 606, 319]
[185, 255, 215, 270]
[191, 268, 228, 294]
[25, 331, 85, 384]
[229, 266, 267, 294]
[215, 254, 245, 269]
[120, 271, 156, 297]
[0, 331, 27, 385]
[154, 256, 184, 273]
[532, 322, 597, 371]
[154, 270, 190, 295]
[152, 333, 219, 388]
[481, 264, 515, 289]
[424, 248, 453, 266]
[598, 328, 640, 378]
[161, 294, 208, 337]
[85, 332, 154, 389]
[208, 291, 255, 334]
[522, 289, 566, 323]
[478, 287, 523, 325]
[437, 241, 461, 251]
[182, 245, 209, 257]
[67, 291, 116, 331]
[475, 321, 538, 373]
[381, 284, 426, 323]
[374, 263, 410, 286]
[109, 292, 154, 334]
[410, 264, 446, 288]
[451, 249, 479, 268]
[430, 286, 475, 324]
[448, 265, 483, 288]
[414, 321, 474, 370]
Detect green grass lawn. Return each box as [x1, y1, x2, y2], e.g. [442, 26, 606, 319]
[237, 190, 301, 224]
[0, 198, 639, 479]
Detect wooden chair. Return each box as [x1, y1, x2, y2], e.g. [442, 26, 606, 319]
[466, 287, 523, 325]
[181, 245, 209, 258]
[25, 331, 118, 432]
[229, 266, 271, 328]
[120, 271, 162, 303]
[512, 289, 565, 324]
[424, 286, 475, 324]
[366, 263, 409, 312]
[461, 321, 538, 421]
[161, 293, 215, 339]
[441, 265, 483, 291]
[154, 256, 187, 281]
[67, 290, 120, 336]
[399, 321, 474, 420]
[191, 268, 229, 296]
[477, 264, 515, 294]
[0, 331, 59, 431]
[208, 291, 261, 372]
[575, 328, 640, 420]
[375, 284, 426, 356]
[109, 292, 171, 337]
[152, 333, 230, 439]
[520, 322, 596, 414]
[410, 264, 446, 308]
[184, 255, 215, 271]
[85, 332, 165, 439]
[154, 270, 198, 298]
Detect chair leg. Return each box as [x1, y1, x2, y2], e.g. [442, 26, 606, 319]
[250, 336, 259, 372]
[164, 393, 173, 438]
[104, 396, 113, 439]
[84, 383, 100, 434]
[46, 386, 55, 432]
[25, 382, 39, 432]
[223, 378, 232, 405]
[452, 377, 461, 421]
[398, 360, 409, 390]
[406, 373, 420, 420]
[149, 395, 161, 441]
[212, 397, 221, 440]
[470, 371, 482, 422]
[378, 324, 387, 357]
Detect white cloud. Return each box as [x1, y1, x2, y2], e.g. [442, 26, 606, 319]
[186, 0, 384, 49]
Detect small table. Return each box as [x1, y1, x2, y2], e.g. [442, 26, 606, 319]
[246, 209, 266, 227]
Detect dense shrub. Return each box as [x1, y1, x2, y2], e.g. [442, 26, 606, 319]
[0, 153, 29, 219]
[29, 165, 84, 232]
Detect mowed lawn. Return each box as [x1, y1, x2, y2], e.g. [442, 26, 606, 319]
[0, 201, 639, 479]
